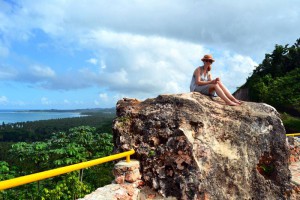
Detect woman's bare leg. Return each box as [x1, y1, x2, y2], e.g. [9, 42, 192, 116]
[209, 84, 239, 106]
[217, 81, 241, 104]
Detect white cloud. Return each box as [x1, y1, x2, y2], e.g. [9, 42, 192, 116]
[12, 65, 57, 86]
[0, 0, 298, 108]
[99, 93, 108, 102]
[28, 29, 255, 95]
[74, 100, 84, 105]
[30, 65, 56, 78]
[94, 93, 110, 107]
[41, 97, 50, 105]
[94, 100, 100, 106]
[87, 58, 98, 65]
[0, 65, 17, 79]
[100, 59, 106, 69]
[80, 29, 255, 95]
[80, 30, 207, 94]
[63, 99, 70, 104]
[213, 52, 258, 90]
[0, 96, 8, 104]
[5, 0, 297, 61]
[0, 43, 9, 57]
[14, 100, 26, 106]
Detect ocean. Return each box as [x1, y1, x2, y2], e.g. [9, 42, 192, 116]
[0, 110, 84, 124]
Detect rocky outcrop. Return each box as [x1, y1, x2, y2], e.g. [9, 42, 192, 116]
[113, 92, 291, 199]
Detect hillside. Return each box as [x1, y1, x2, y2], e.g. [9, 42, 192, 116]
[234, 38, 300, 133]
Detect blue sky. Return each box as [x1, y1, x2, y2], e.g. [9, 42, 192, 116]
[0, 0, 299, 109]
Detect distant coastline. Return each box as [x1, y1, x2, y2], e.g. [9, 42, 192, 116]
[0, 108, 114, 113]
[0, 108, 115, 124]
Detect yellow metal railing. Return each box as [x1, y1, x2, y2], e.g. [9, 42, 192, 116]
[0, 149, 135, 191]
[286, 133, 300, 137]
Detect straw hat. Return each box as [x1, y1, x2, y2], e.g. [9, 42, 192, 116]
[201, 54, 215, 62]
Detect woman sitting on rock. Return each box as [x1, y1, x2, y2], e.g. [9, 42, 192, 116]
[190, 54, 241, 106]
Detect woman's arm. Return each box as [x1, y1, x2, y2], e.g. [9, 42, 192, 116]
[195, 68, 214, 85]
[209, 73, 220, 83]
[208, 72, 212, 81]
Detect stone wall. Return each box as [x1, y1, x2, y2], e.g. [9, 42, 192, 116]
[78, 160, 143, 200]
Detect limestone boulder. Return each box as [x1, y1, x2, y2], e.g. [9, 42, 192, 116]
[113, 92, 291, 199]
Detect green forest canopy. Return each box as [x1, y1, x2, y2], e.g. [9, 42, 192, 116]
[239, 38, 300, 132]
[1, 126, 114, 200]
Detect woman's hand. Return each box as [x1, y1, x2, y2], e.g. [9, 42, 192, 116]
[214, 77, 220, 84]
[210, 78, 220, 84]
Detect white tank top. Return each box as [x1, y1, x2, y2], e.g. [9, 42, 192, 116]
[190, 66, 208, 92]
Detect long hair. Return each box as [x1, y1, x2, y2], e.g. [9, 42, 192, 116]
[203, 62, 212, 71]
[207, 65, 211, 71]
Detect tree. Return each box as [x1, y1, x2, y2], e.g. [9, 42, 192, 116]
[5, 126, 114, 199]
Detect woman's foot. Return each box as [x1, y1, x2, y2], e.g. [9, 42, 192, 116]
[227, 102, 240, 106]
[228, 97, 242, 105]
[233, 99, 242, 105]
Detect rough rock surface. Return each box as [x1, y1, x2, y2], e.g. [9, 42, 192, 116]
[113, 92, 291, 199]
[288, 137, 300, 163]
[77, 183, 140, 200]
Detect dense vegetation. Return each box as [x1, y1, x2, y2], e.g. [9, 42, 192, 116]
[239, 38, 300, 132]
[0, 109, 116, 199]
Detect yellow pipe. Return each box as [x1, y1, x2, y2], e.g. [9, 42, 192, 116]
[286, 133, 300, 137]
[0, 149, 135, 191]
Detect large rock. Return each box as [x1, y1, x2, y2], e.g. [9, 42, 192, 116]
[113, 92, 291, 199]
